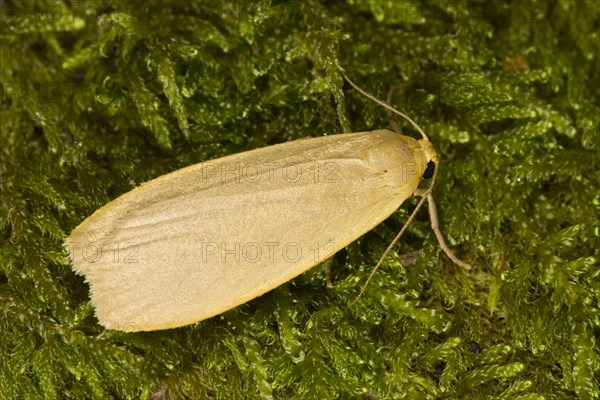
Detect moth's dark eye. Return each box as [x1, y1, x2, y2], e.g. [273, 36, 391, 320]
[422, 161, 435, 179]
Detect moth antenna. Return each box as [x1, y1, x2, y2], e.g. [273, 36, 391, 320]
[342, 73, 429, 141]
[386, 84, 404, 135]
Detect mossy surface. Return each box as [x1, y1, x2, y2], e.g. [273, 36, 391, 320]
[1, 0, 599, 399]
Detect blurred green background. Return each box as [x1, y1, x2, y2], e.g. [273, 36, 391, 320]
[1, 0, 598, 398]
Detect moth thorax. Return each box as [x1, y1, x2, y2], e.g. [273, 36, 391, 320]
[366, 135, 428, 189]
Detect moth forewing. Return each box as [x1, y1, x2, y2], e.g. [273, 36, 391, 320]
[65, 129, 430, 331]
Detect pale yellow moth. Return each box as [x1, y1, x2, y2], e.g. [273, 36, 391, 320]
[65, 74, 470, 332]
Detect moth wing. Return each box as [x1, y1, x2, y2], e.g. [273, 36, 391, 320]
[65, 130, 426, 331]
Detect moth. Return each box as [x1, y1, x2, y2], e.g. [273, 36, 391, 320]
[65, 74, 470, 331]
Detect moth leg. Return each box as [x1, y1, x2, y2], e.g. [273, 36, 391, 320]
[413, 190, 472, 270]
[386, 84, 404, 135]
[325, 257, 334, 289]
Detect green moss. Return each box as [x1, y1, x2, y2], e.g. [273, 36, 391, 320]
[1, 0, 598, 399]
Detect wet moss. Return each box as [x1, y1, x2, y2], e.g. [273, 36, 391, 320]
[1, 0, 598, 399]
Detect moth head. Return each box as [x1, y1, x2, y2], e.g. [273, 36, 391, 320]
[422, 160, 436, 179]
[418, 138, 438, 179]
